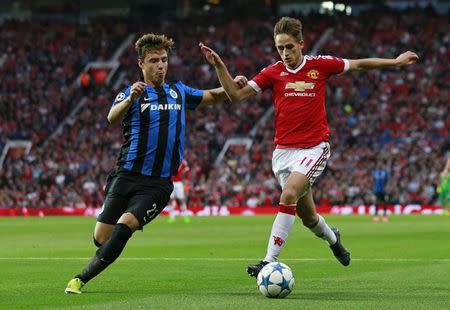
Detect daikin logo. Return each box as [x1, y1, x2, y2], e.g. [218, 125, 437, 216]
[151, 104, 181, 111]
[141, 103, 181, 112]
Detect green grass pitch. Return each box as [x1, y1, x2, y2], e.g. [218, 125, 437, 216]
[1, 215, 449, 309]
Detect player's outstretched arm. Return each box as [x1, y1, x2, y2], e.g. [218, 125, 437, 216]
[108, 81, 146, 125]
[199, 43, 256, 103]
[348, 51, 419, 72]
[199, 75, 248, 107]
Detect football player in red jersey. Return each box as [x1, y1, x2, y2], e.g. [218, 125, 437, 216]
[200, 16, 418, 276]
[167, 159, 191, 223]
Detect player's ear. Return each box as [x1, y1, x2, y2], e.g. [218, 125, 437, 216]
[298, 40, 304, 49]
[138, 58, 144, 69]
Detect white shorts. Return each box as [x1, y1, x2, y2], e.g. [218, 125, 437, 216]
[272, 142, 331, 189]
[170, 181, 185, 200]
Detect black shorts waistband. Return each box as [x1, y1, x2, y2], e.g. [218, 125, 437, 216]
[116, 167, 171, 182]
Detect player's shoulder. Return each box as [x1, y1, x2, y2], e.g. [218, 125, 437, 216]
[267, 61, 284, 70]
[304, 55, 341, 63]
[260, 61, 285, 74]
[113, 85, 131, 104]
[167, 79, 189, 90]
[167, 79, 181, 85]
[116, 85, 132, 94]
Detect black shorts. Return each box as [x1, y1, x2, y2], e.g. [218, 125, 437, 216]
[97, 169, 173, 228]
[375, 192, 388, 204]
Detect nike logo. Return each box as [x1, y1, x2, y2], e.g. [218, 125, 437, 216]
[143, 97, 150, 102]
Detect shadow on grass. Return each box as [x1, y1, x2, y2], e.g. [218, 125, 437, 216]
[206, 290, 390, 301]
[294, 291, 396, 301]
[77, 290, 137, 295]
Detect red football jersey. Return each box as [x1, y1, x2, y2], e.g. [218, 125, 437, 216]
[249, 55, 349, 148]
[171, 159, 190, 182]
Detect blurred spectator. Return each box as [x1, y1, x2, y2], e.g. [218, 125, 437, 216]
[437, 157, 450, 212]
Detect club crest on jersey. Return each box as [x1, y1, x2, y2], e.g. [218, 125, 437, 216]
[169, 88, 178, 99]
[307, 69, 319, 79]
[285, 81, 315, 91]
[115, 92, 126, 102]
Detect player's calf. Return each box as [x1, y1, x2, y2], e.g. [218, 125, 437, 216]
[93, 236, 102, 248]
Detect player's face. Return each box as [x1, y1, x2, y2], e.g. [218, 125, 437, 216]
[275, 34, 304, 69]
[138, 49, 168, 86]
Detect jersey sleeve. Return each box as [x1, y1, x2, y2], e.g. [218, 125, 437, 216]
[111, 86, 131, 107]
[317, 55, 349, 77]
[180, 82, 204, 110]
[248, 66, 273, 93]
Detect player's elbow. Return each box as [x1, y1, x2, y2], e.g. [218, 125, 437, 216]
[228, 93, 242, 103]
[107, 112, 119, 125]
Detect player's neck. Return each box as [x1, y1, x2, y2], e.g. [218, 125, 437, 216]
[145, 79, 164, 87]
[286, 55, 303, 70]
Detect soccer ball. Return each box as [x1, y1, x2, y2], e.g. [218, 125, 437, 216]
[257, 262, 295, 298]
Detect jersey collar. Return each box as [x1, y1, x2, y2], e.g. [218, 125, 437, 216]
[284, 56, 306, 74]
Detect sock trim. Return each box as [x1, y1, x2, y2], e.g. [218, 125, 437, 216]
[304, 215, 319, 228]
[279, 203, 296, 215]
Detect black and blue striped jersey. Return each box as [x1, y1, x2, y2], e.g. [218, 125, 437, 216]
[111, 81, 203, 177]
[372, 168, 389, 194]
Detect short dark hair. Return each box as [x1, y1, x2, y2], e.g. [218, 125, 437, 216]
[274, 17, 303, 41]
[135, 33, 175, 59]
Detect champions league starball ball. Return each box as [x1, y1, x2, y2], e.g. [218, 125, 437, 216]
[256, 262, 295, 298]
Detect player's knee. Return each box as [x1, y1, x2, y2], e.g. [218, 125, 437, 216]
[281, 187, 299, 204]
[118, 212, 140, 231]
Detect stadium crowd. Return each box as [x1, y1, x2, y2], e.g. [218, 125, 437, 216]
[0, 17, 128, 148]
[0, 6, 448, 208]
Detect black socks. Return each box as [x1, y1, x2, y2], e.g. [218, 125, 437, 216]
[77, 224, 133, 283]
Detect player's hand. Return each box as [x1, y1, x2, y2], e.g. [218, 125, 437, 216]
[199, 42, 224, 67]
[234, 75, 248, 89]
[130, 81, 146, 102]
[395, 51, 419, 66]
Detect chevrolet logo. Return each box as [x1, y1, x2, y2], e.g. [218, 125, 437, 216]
[285, 81, 315, 91]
